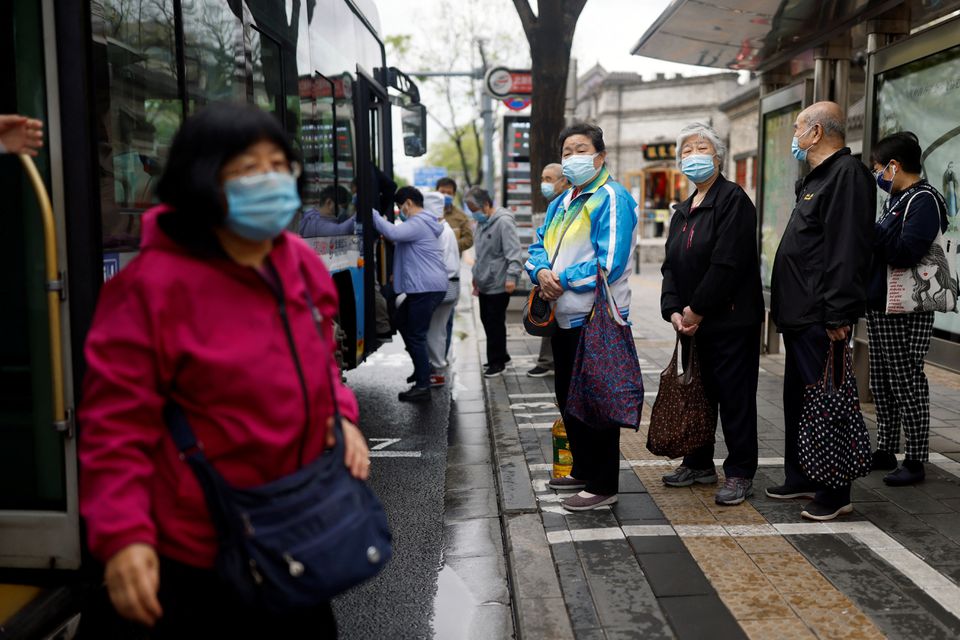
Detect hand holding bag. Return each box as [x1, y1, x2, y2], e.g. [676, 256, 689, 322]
[566, 266, 644, 430]
[163, 272, 392, 613]
[523, 199, 589, 337]
[646, 337, 716, 459]
[798, 342, 871, 488]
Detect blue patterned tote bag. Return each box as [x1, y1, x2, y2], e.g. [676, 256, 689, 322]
[798, 343, 872, 488]
[567, 266, 644, 431]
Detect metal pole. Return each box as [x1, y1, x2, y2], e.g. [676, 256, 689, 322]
[813, 57, 832, 102]
[481, 90, 494, 195]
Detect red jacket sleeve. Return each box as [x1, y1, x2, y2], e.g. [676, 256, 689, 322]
[299, 246, 360, 426]
[78, 275, 167, 562]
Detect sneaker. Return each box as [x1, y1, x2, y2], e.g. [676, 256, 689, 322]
[483, 364, 506, 378]
[662, 465, 718, 488]
[482, 356, 511, 369]
[801, 501, 854, 521]
[430, 374, 446, 388]
[548, 476, 586, 490]
[871, 450, 898, 472]
[527, 366, 554, 378]
[715, 477, 754, 506]
[765, 484, 817, 500]
[561, 492, 618, 511]
[883, 464, 925, 486]
[398, 386, 431, 403]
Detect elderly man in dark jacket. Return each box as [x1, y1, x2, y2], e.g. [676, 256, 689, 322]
[768, 101, 875, 521]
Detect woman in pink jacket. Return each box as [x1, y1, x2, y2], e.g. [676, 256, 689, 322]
[78, 103, 368, 637]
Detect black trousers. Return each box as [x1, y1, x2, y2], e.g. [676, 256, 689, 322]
[396, 291, 445, 387]
[552, 326, 621, 495]
[479, 292, 511, 367]
[783, 324, 851, 508]
[681, 326, 761, 479]
[77, 556, 338, 639]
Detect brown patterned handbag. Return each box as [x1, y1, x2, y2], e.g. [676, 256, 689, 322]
[646, 337, 716, 459]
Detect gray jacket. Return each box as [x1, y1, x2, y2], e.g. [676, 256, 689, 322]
[473, 207, 523, 294]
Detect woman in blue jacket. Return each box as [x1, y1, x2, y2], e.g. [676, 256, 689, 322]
[867, 132, 951, 486]
[526, 123, 639, 511]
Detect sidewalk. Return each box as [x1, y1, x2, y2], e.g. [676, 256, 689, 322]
[479, 266, 960, 640]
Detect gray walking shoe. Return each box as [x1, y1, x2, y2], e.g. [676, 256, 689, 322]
[662, 465, 718, 488]
[561, 493, 618, 511]
[715, 477, 754, 506]
[548, 475, 586, 490]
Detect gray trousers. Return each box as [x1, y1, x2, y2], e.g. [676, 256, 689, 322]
[537, 337, 554, 369]
[428, 299, 457, 369]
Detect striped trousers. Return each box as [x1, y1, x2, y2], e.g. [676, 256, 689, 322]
[866, 309, 935, 461]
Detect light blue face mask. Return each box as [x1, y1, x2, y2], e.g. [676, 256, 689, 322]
[540, 182, 556, 199]
[680, 154, 716, 183]
[791, 125, 815, 162]
[224, 171, 301, 242]
[562, 153, 599, 186]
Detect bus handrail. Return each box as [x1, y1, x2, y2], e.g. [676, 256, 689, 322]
[18, 154, 69, 435]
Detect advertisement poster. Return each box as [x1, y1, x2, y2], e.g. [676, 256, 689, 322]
[876, 43, 960, 336]
[760, 104, 803, 288]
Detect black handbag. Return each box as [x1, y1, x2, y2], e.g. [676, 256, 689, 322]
[647, 337, 716, 458]
[163, 275, 392, 613]
[797, 343, 871, 488]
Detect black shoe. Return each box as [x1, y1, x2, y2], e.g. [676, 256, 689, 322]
[871, 450, 898, 471]
[482, 357, 510, 369]
[398, 386, 431, 402]
[526, 366, 554, 378]
[765, 484, 817, 500]
[883, 464, 925, 486]
[801, 501, 853, 521]
[483, 364, 506, 378]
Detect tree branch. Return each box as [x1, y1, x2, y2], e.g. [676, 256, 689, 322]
[511, 0, 537, 41]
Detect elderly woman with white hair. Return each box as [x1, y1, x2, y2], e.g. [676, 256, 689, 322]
[659, 122, 764, 506]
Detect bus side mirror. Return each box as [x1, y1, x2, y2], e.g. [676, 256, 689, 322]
[402, 104, 427, 157]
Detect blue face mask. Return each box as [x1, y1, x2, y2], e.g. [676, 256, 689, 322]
[443, 194, 454, 208]
[540, 182, 556, 200]
[875, 162, 896, 193]
[680, 154, 716, 183]
[224, 172, 301, 241]
[562, 153, 599, 186]
[472, 210, 487, 225]
[791, 125, 815, 162]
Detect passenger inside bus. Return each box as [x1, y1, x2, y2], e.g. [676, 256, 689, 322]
[299, 184, 356, 237]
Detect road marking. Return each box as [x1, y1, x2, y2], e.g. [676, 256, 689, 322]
[368, 437, 422, 458]
[518, 422, 555, 430]
[514, 412, 560, 419]
[370, 451, 423, 458]
[508, 393, 556, 399]
[369, 438, 401, 451]
[510, 401, 557, 410]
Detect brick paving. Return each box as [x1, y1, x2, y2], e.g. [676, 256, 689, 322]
[478, 265, 960, 639]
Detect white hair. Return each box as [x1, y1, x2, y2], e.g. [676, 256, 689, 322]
[676, 123, 726, 167]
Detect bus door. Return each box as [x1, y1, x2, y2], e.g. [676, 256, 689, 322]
[0, 0, 81, 571]
[353, 69, 392, 362]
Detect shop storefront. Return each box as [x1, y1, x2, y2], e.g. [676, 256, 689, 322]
[632, 0, 960, 370]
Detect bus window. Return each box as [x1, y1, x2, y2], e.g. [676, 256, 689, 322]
[90, 0, 182, 255]
[248, 26, 283, 119]
[181, 0, 245, 110]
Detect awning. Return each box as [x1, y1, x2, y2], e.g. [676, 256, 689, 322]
[631, 0, 903, 72]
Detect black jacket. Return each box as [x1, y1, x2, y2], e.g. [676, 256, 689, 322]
[770, 148, 875, 330]
[661, 174, 764, 336]
[867, 180, 949, 310]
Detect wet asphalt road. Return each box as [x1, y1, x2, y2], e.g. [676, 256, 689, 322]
[332, 340, 453, 639]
